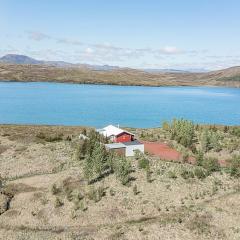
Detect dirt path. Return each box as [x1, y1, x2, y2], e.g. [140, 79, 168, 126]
[143, 141, 181, 161]
[143, 141, 195, 164]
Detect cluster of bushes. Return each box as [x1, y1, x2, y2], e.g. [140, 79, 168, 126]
[36, 132, 63, 142]
[168, 168, 207, 180]
[51, 181, 106, 211]
[230, 127, 240, 137]
[51, 181, 86, 211]
[196, 151, 220, 174]
[200, 129, 222, 152]
[76, 130, 132, 185]
[163, 119, 195, 149]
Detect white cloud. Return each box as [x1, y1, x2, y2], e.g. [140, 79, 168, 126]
[57, 38, 83, 46]
[27, 31, 51, 41]
[19, 30, 236, 69]
[85, 47, 94, 54]
[159, 46, 183, 54]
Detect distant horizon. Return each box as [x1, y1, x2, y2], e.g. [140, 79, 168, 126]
[0, 53, 210, 72]
[2, 1, 240, 70]
[1, 53, 236, 72]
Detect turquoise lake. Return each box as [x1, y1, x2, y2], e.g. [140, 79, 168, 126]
[0, 82, 240, 127]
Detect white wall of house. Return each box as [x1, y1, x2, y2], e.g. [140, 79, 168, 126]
[125, 144, 144, 157]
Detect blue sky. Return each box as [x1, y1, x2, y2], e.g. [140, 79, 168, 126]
[1, 0, 240, 70]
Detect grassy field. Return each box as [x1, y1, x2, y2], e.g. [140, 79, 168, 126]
[1, 64, 240, 88]
[0, 124, 240, 240]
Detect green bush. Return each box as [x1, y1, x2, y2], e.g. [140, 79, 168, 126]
[134, 149, 143, 160]
[231, 127, 240, 137]
[168, 171, 177, 179]
[51, 183, 60, 195]
[194, 167, 207, 179]
[54, 197, 64, 208]
[202, 157, 220, 173]
[169, 119, 195, 148]
[196, 151, 204, 166]
[138, 157, 150, 170]
[87, 185, 105, 202]
[200, 129, 222, 152]
[115, 156, 132, 185]
[228, 155, 240, 178]
[181, 169, 194, 179]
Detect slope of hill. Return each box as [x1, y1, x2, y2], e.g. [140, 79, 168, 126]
[0, 124, 240, 239]
[0, 55, 240, 87]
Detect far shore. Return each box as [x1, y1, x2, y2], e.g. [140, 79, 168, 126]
[0, 63, 240, 88]
[1, 79, 238, 89]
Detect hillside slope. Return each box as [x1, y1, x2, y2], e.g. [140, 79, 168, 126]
[0, 63, 240, 87]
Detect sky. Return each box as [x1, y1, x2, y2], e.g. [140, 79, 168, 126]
[1, 0, 240, 70]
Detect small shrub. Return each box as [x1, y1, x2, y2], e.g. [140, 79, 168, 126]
[196, 151, 204, 166]
[227, 155, 240, 177]
[87, 185, 105, 202]
[0, 175, 4, 189]
[181, 169, 194, 179]
[115, 156, 132, 185]
[74, 200, 87, 211]
[138, 157, 149, 170]
[109, 188, 116, 196]
[168, 171, 177, 179]
[134, 150, 143, 160]
[194, 167, 207, 179]
[68, 190, 84, 202]
[54, 197, 64, 208]
[133, 185, 138, 195]
[146, 166, 152, 182]
[202, 157, 220, 173]
[51, 183, 60, 195]
[162, 121, 170, 131]
[181, 151, 189, 163]
[187, 213, 212, 234]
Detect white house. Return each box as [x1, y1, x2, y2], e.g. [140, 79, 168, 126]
[105, 140, 144, 157]
[97, 125, 134, 143]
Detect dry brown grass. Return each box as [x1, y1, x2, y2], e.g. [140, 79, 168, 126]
[0, 125, 240, 239]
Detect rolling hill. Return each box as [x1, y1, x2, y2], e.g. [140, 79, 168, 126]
[0, 54, 240, 87]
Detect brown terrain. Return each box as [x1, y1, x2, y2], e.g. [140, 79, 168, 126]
[0, 63, 240, 87]
[0, 124, 240, 240]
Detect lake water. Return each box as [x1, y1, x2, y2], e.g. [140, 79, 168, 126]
[0, 82, 240, 128]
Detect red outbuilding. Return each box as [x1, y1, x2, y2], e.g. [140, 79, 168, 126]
[97, 125, 135, 143]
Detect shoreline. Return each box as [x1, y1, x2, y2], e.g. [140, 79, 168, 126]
[0, 78, 239, 89]
[1, 80, 240, 92]
[0, 123, 239, 129]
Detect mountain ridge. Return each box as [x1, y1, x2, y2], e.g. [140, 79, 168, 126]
[0, 54, 205, 73]
[0, 54, 240, 88]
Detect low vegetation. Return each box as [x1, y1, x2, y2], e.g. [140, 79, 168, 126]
[0, 123, 240, 239]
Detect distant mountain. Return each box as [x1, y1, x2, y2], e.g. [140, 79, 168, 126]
[143, 68, 209, 73]
[143, 69, 190, 73]
[0, 54, 119, 70]
[1, 61, 240, 88]
[0, 54, 43, 64]
[0, 54, 74, 67]
[0, 54, 209, 73]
